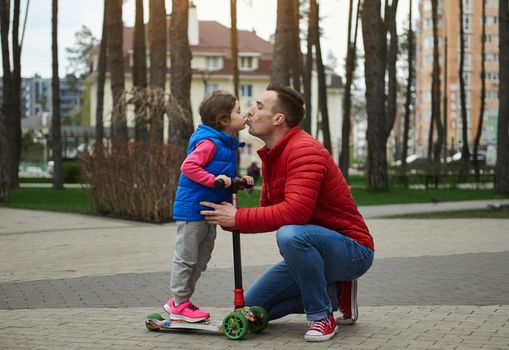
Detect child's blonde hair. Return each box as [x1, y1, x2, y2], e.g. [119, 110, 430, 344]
[199, 90, 237, 130]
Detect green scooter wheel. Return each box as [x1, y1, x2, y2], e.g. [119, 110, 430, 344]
[145, 313, 164, 331]
[223, 312, 249, 340]
[249, 306, 269, 333]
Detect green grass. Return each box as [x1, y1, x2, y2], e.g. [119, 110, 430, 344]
[0, 188, 93, 214]
[237, 188, 508, 208]
[2, 187, 508, 217]
[350, 188, 508, 206]
[238, 189, 262, 208]
[386, 207, 509, 219]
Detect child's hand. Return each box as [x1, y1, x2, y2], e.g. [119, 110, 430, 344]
[242, 176, 255, 186]
[215, 175, 232, 188]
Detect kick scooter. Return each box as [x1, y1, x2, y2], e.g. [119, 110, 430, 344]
[145, 178, 269, 340]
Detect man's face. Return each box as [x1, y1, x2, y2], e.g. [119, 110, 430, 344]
[246, 90, 279, 138]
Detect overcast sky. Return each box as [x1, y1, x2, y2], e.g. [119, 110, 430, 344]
[2, 0, 417, 79]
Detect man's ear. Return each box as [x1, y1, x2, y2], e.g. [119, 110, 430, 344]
[273, 113, 286, 126]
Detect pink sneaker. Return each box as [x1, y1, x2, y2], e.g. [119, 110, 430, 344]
[304, 314, 337, 342]
[163, 298, 210, 322]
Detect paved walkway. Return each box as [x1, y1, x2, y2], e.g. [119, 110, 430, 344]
[0, 202, 508, 349]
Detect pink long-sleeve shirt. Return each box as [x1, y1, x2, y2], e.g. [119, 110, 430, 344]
[180, 140, 217, 188]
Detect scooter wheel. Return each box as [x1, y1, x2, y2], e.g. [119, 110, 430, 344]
[145, 313, 164, 331]
[223, 312, 249, 340]
[249, 306, 269, 334]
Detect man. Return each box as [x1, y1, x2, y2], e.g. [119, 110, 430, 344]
[200, 85, 374, 342]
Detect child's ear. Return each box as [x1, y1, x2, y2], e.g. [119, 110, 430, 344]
[220, 117, 229, 127]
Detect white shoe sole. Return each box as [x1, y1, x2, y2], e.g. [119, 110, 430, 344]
[162, 303, 208, 323]
[304, 326, 338, 342]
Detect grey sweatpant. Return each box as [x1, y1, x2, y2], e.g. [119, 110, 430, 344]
[170, 221, 217, 304]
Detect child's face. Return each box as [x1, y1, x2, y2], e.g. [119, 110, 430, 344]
[223, 100, 246, 135]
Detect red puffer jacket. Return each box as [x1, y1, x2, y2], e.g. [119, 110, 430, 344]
[235, 126, 374, 250]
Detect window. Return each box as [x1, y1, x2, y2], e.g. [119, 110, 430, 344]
[205, 56, 220, 70]
[240, 84, 253, 97]
[464, 14, 471, 32]
[484, 15, 498, 25]
[484, 53, 499, 63]
[487, 90, 498, 100]
[424, 110, 431, 121]
[239, 56, 255, 70]
[204, 83, 218, 94]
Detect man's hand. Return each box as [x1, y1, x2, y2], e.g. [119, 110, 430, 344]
[200, 201, 237, 227]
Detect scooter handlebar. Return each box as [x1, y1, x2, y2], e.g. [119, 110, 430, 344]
[214, 178, 252, 191]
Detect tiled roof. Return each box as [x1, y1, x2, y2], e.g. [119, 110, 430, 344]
[118, 19, 273, 75]
[99, 18, 342, 88]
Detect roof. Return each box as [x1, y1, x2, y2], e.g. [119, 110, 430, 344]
[117, 19, 273, 76]
[98, 19, 342, 88]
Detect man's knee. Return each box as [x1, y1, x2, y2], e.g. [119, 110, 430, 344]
[276, 225, 305, 251]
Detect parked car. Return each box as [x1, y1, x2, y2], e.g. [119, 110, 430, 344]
[393, 154, 428, 167]
[446, 152, 487, 169]
[392, 155, 429, 174]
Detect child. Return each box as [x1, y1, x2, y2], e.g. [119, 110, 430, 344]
[164, 90, 254, 322]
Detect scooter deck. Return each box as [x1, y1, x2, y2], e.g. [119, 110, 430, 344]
[145, 314, 222, 333]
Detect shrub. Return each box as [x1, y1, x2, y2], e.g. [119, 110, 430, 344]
[63, 162, 83, 183]
[79, 142, 181, 223]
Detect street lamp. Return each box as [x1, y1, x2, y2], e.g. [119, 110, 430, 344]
[199, 69, 212, 94]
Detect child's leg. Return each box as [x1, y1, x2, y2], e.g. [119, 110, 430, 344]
[187, 223, 217, 296]
[170, 221, 210, 304]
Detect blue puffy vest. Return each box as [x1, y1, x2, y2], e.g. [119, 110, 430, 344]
[173, 124, 244, 221]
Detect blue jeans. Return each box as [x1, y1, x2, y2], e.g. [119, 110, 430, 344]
[245, 225, 374, 321]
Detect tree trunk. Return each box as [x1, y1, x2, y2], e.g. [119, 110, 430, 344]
[400, 0, 414, 187]
[1, 0, 14, 191]
[362, 0, 388, 190]
[10, 0, 21, 188]
[314, 2, 332, 153]
[443, 35, 448, 162]
[133, 0, 148, 142]
[458, 0, 470, 181]
[290, 0, 302, 92]
[495, 0, 509, 193]
[149, 0, 166, 144]
[302, 0, 315, 134]
[108, 0, 127, 142]
[51, 0, 63, 190]
[271, 0, 292, 85]
[230, 0, 239, 98]
[0, 107, 10, 202]
[385, 0, 399, 139]
[431, 0, 443, 186]
[473, 0, 486, 183]
[95, 0, 108, 151]
[168, 0, 193, 160]
[339, 0, 357, 179]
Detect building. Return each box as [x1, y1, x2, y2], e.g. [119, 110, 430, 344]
[415, 0, 499, 156]
[0, 74, 83, 130]
[87, 4, 343, 169]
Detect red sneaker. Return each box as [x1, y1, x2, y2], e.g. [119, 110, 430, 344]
[337, 280, 358, 325]
[304, 314, 337, 342]
[163, 298, 210, 322]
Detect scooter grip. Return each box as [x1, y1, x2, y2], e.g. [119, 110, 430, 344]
[214, 178, 253, 189]
[214, 178, 226, 188]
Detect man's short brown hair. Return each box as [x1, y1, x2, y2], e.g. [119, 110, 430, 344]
[266, 84, 305, 128]
[199, 90, 237, 130]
